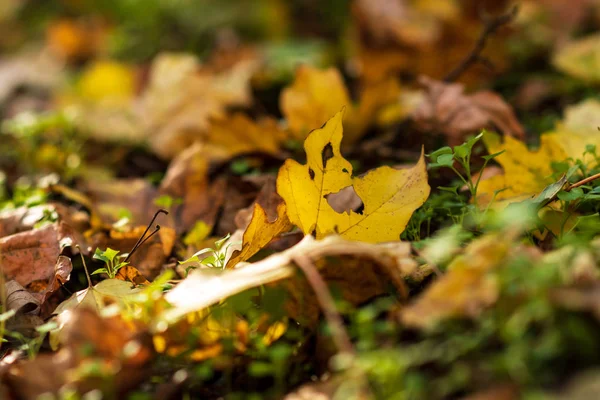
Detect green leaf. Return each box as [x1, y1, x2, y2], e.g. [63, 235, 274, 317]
[428, 147, 452, 163]
[93, 247, 120, 263]
[558, 188, 585, 202]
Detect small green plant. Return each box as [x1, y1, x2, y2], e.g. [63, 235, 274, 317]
[92, 247, 129, 279]
[180, 234, 235, 273]
[428, 131, 505, 209]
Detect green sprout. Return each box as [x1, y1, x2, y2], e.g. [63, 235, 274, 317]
[180, 234, 236, 274]
[92, 247, 129, 279]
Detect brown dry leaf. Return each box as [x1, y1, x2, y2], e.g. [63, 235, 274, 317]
[115, 265, 151, 285]
[0, 205, 57, 238]
[352, 2, 510, 84]
[353, 0, 458, 48]
[5, 308, 151, 398]
[141, 52, 260, 159]
[412, 76, 525, 146]
[400, 234, 515, 329]
[159, 143, 226, 234]
[5, 280, 40, 315]
[0, 223, 73, 288]
[82, 178, 158, 227]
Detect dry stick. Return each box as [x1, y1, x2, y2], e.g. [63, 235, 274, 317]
[292, 255, 355, 356]
[566, 172, 600, 191]
[444, 5, 519, 82]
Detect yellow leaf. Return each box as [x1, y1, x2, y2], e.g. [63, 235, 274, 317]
[553, 33, 600, 83]
[276, 111, 430, 243]
[401, 234, 510, 329]
[280, 66, 402, 144]
[77, 60, 136, 104]
[226, 202, 292, 268]
[544, 99, 600, 166]
[476, 132, 566, 207]
[281, 66, 351, 140]
[207, 113, 287, 158]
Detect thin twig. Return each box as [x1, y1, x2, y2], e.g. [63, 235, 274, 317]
[444, 5, 518, 82]
[292, 255, 355, 356]
[124, 209, 168, 263]
[566, 172, 600, 191]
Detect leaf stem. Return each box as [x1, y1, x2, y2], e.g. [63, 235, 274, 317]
[566, 172, 600, 191]
[292, 255, 355, 356]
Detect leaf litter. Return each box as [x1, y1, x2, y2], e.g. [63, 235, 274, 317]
[1, 2, 600, 399]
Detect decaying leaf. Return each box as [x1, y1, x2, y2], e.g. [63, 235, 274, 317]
[159, 143, 226, 234]
[226, 202, 292, 268]
[88, 225, 175, 280]
[52, 278, 140, 317]
[401, 234, 514, 329]
[0, 223, 73, 288]
[4, 308, 151, 398]
[142, 52, 260, 158]
[277, 111, 430, 243]
[412, 76, 525, 146]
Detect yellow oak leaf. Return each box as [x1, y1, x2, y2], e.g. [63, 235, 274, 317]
[226, 202, 292, 268]
[276, 110, 430, 243]
[476, 132, 567, 206]
[280, 65, 402, 144]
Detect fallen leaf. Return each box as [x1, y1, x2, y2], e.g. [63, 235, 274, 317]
[553, 33, 600, 83]
[412, 76, 525, 146]
[0, 223, 73, 288]
[476, 132, 566, 206]
[76, 60, 137, 105]
[46, 18, 107, 61]
[82, 178, 158, 227]
[281, 66, 351, 141]
[5, 280, 40, 314]
[545, 99, 600, 165]
[225, 202, 292, 268]
[0, 48, 64, 104]
[88, 225, 175, 280]
[206, 113, 287, 159]
[141, 52, 259, 158]
[5, 308, 151, 398]
[280, 66, 402, 144]
[400, 234, 513, 329]
[277, 111, 430, 243]
[159, 143, 226, 234]
[163, 235, 413, 326]
[52, 278, 140, 317]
